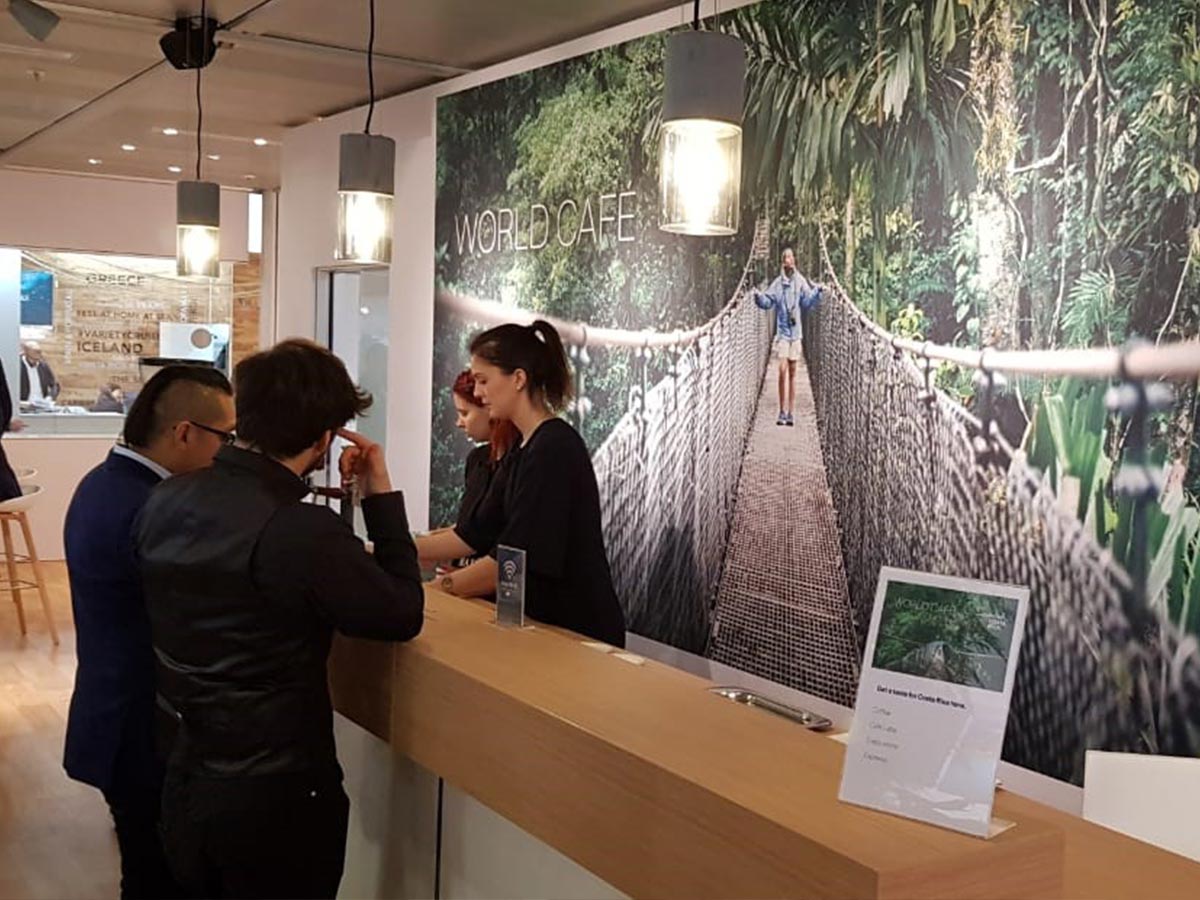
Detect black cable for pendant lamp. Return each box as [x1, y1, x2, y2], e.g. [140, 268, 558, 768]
[335, 0, 394, 264]
[364, 0, 376, 134]
[196, 0, 206, 180]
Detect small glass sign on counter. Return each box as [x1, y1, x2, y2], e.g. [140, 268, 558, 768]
[496, 545, 527, 629]
[838, 567, 1029, 838]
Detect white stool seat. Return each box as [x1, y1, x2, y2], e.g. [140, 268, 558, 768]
[0, 485, 42, 514]
[15, 467, 37, 484]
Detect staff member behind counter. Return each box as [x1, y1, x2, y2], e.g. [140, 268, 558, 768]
[419, 369, 516, 596]
[417, 321, 626, 648]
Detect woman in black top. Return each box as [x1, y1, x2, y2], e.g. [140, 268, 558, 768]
[430, 320, 626, 647]
[450, 369, 504, 529]
[418, 371, 515, 597]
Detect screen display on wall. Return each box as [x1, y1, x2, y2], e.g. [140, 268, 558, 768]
[430, 0, 1200, 788]
[19, 269, 53, 326]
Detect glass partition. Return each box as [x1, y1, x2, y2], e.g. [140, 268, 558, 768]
[313, 266, 389, 536]
[0, 247, 238, 437]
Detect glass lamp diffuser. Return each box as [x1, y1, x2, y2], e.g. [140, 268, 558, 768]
[337, 132, 396, 264]
[176, 180, 221, 278]
[659, 30, 746, 236]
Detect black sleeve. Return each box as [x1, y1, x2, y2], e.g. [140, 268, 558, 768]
[492, 438, 574, 578]
[455, 446, 492, 530]
[454, 454, 510, 554]
[0, 365, 11, 431]
[257, 492, 424, 641]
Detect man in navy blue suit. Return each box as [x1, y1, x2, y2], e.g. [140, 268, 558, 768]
[64, 365, 235, 899]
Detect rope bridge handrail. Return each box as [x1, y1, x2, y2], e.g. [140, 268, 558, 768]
[816, 246, 1200, 382]
[439, 216, 774, 651]
[808, 224, 1200, 784]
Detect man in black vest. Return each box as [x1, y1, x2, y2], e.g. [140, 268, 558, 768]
[135, 339, 424, 899]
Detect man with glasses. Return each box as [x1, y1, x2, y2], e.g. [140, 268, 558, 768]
[63, 364, 234, 899]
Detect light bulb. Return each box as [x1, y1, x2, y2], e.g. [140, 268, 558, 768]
[177, 224, 219, 277]
[336, 190, 393, 264]
[659, 118, 741, 236]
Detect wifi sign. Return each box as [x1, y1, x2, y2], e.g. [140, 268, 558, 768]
[496, 545, 526, 629]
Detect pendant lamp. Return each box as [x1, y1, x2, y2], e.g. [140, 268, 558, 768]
[176, 5, 220, 277]
[659, 1, 746, 236]
[336, 0, 395, 264]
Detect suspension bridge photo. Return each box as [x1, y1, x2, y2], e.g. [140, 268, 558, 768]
[430, 0, 1200, 788]
[435, 214, 1200, 786]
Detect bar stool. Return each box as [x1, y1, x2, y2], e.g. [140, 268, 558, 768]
[0, 484, 59, 645]
[15, 467, 37, 485]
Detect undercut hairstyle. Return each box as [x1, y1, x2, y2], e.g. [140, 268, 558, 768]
[234, 339, 371, 458]
[123, 365, 233, 449]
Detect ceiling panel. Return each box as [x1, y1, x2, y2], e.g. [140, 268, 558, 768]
[1, 0, 681, 187]
[243, 0, 681, 69]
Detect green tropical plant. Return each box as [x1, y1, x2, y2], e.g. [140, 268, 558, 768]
[1023, 382, 1200, 639]
[1060, 271, 1130, 348]
[726, 0, 982, 322]
[1022, 378, 1113, 534]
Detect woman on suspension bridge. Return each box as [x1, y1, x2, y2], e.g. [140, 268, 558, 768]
[418, 320, 626, 648]
[415, 370, 516, 596]
[753, 247, 822, 427]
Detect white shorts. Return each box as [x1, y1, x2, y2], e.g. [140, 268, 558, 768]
[774, 337, 802, 361]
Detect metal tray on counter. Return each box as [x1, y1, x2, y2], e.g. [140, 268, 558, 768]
[708, 686, 833, 731]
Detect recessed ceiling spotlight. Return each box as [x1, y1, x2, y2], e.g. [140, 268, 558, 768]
[121, 143, 136, 151]
[244, 174, 256, 180]
[162, 127, 179, 136]
[207, 153, 220, 161]
[168, 165, 183, 173]
[87, 158, 101, 165]
[253, 137, 268, 146]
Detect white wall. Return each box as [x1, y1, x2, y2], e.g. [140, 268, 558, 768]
[3, 437, 111, 560]
[0, 170, 249, 261]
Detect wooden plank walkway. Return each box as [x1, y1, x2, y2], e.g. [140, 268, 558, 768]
[707, 357, 861, 706]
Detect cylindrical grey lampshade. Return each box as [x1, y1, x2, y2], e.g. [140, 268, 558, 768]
[337, 132, 395, 264]
[176, 180, 221, 277]
[658, 30, 746, 236]
[177, 180, 220, 227]
[338, 133, 396, 195]
[662, 30, 746, 126]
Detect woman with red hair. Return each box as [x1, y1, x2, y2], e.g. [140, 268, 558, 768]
[417, 370, 515, 596]
[450, 369, 515, 528]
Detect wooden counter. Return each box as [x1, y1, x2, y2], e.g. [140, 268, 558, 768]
[329, 589, 1199, 899]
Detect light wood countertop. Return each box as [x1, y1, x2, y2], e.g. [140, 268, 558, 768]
[330, 589, 1200, 899]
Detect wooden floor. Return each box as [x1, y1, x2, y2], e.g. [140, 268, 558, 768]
[0, 561, 120, 899]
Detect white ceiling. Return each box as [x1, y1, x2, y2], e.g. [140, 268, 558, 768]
[0, 0, 680, 189]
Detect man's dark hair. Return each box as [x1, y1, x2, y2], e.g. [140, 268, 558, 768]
[123, 365, 233, 448]
[234, 339, 371, 458]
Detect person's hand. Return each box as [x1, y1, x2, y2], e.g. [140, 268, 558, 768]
[9, 418, 25, 433]
[337, 428, 392, 497]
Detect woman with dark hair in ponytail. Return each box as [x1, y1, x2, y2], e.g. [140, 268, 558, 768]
[422, 320, 626, 647]
[416, 370, 515, 596]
